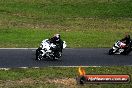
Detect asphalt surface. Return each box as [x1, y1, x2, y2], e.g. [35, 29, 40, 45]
[0, 48, 132, 68]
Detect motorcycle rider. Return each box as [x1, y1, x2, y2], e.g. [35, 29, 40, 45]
[120, 33, 131, 54]
[120, 33, 131, 46]
[49, 34, 64, 58]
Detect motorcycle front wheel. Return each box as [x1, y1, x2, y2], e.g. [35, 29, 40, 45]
[36, 49, 43, 60]
[108, 49, 114, 55]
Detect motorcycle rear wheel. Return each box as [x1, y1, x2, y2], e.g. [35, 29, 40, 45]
[36, 49, 43, 60]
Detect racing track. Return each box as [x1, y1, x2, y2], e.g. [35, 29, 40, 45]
[0, 48, 132, 68]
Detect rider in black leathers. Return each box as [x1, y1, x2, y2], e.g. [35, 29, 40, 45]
[120, 33, 131, 54]
[49, 34, 63, 57]
[120, 34, 131, 46]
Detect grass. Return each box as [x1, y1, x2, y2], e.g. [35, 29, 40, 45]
[0, 20, 132, 48]
[0, 66, 132, 88]
[0, 1, 132, 88]
[0, 0, 132, 48]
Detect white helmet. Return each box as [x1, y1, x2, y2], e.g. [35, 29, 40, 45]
[53, 34, 60, 41]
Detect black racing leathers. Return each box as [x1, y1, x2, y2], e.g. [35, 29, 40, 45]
[49, 38, 63, 57]
[120, 36, 130, 45]
[120, 36, 131, 54]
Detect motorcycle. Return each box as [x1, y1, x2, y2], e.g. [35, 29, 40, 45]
[36, 39, 67, 60]
[108, 40, 132, 55]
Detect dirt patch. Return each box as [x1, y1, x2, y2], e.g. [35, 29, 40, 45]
[16, 78, 35, 85]
[47, 78, 77, 87]
[0, 78, 35, 88]
[0, 78, 78, 88]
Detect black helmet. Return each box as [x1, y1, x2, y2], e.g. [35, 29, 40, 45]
[125, 32, 130, 38]
[125, 34, 130, 39]
[127, 35, 130, 39]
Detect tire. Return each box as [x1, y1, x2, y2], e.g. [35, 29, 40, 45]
[35, 49, 39, 60]
[57, 52, 62, 58]
[53, 57, 59, 60]
[38, 54, 43, 60]
[53, 52, 62, 60]
[36, 49, 43, 60]
[44, 52, 55, 60]
[125, 47, 132, 55]
[109, 49, 114, 55]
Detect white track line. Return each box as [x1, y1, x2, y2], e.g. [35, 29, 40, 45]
[0, 68, 10, 70]
[0, 66, 101, 70]
[0, 48, 37, 49]
[0, 48, 72, 49]
[49, 66, 101, 67]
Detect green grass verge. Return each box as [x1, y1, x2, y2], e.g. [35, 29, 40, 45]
[0, 0, 132, 48]
[0, 66, 132, 88]
[0, 27, 132, 48]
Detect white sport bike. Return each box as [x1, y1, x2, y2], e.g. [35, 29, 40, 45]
[108, 40, 132, 55]
[36, 39, 67, 60]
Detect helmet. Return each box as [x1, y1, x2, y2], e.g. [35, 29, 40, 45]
[126, 35, 130, 39]
[125, 33, 130, 39]
[53, 34, 60, 41]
